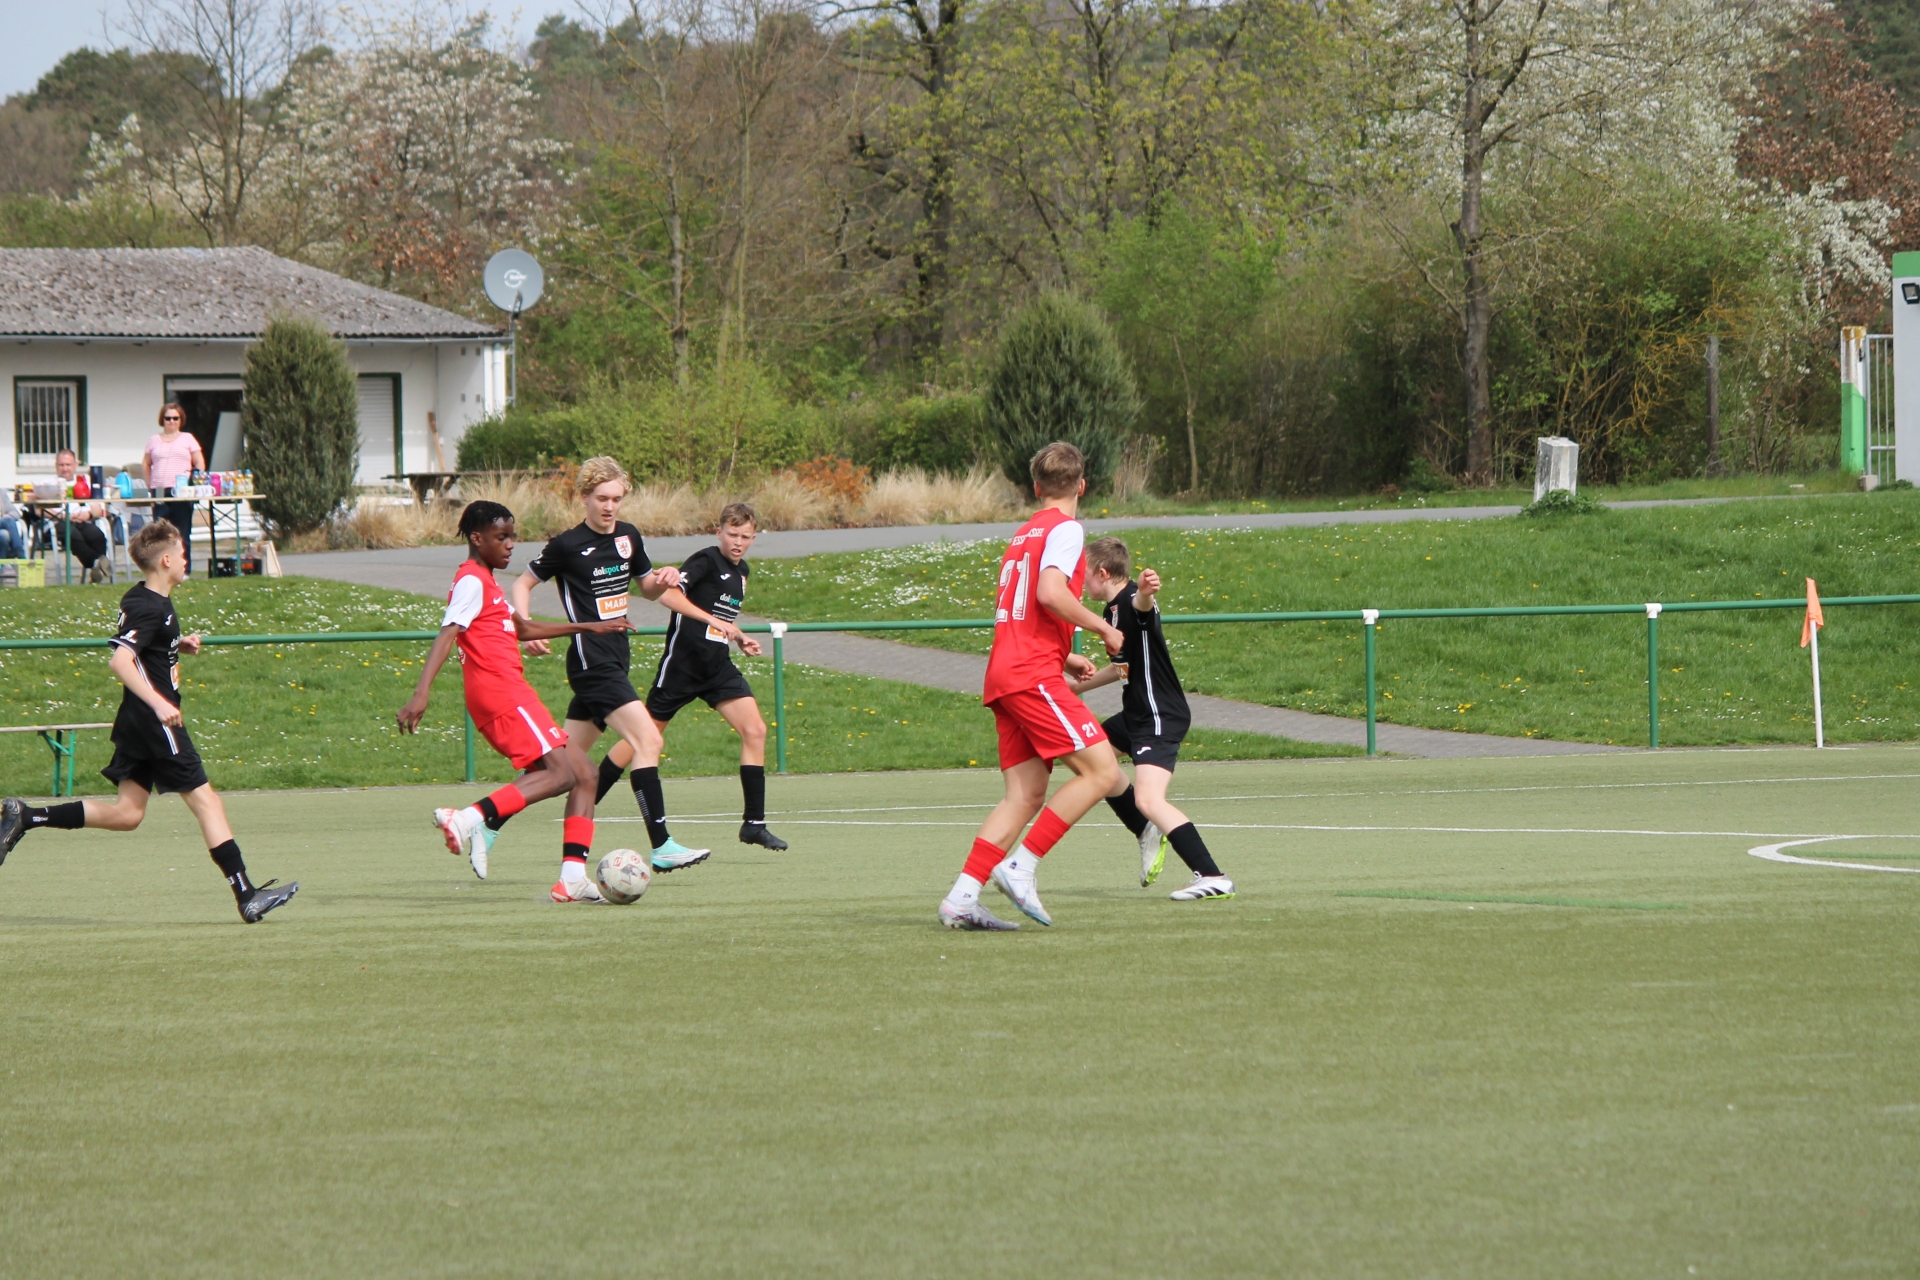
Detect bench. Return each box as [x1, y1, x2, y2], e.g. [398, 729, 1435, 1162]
[0, 723, 112, 796]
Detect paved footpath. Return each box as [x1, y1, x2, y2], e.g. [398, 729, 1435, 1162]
[279, 497, 1728, 758]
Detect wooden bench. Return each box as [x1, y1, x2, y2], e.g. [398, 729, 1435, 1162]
[0, 723, 112, 796]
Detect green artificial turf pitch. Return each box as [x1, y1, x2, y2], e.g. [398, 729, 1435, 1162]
[3, 746, 1919, 1277]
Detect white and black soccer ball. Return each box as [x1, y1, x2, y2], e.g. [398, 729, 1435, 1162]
[596, 849, 652, 905]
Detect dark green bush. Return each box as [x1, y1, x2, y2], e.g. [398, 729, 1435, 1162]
[242, 313, 359, 533]
[984, 292, 1139, 491]
[845, 392, 989, 473]
[455, 408, 580, 471]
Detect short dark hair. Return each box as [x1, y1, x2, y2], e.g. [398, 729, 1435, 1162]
[130, 519, 182, 571]
[459, 500, 514, 537]
[1085, 536, 1130, 580]
[1029, 442, 1084, 497]
[718, 501, 758, 531]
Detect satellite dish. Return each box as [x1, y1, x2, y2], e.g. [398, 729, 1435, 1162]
[484, 249, 544, 315]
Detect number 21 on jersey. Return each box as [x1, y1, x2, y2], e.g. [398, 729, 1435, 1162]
[996, 555, 1032, 623]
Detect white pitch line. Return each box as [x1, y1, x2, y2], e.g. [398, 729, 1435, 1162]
[1747, 835, 1920, 875]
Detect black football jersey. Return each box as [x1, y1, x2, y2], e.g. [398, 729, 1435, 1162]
[524, 520, 653, 677]
[1105, 582, 1190, 738]
[658, 546, 749, 682]
[108, 583, 185, 747]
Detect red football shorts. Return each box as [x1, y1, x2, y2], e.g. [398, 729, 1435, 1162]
[469, 683, 568, 770]
[989, 680, 1108, 770]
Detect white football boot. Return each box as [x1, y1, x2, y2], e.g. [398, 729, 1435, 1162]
[990, 854, 1052, 926]
[1169, 873, 1235, 901]
[433, 807, 491, 880]
[1139, 821, 1166, 887]
[550, 875, 605, 903]
[938, 897, 1020, 930]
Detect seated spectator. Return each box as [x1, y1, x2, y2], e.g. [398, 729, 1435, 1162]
[40, 450, 115, 583]
[0, 490, 25, 559]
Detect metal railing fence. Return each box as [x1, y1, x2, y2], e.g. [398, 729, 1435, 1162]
[3, 592, 1916, 778]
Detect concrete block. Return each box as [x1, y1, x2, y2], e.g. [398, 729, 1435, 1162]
[1534, 437, 1579, 501]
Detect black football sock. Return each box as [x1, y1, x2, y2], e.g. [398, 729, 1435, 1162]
[24, 801, 85, 830]
[632, 767, 670, 850]
[1104, 786, 1149, 838]
[1165, 823, 1221, 878]
[476, 795, 512, 831]
[209, 838, 253, 900]
[740, 765, 766, 825]
[595, 754, 628, 805]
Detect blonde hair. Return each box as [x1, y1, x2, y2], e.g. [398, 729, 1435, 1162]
[1029, 442, 1085, 497]
[576, 456, 632, 497]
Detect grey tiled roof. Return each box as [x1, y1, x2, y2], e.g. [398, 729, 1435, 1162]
[0, 247, 501, 340]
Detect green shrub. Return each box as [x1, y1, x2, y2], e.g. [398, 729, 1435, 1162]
[984, 292, 1139, 491]
[242, 313, 359, 533]
[454, 408, 580, 471]
[1405, 456, 1457, 494]
[846, 391, 989, 473]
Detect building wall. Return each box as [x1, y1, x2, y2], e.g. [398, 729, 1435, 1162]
[2, 338, 506, 490]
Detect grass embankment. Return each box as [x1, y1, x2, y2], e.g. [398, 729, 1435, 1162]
[0, 578, 1333, 797]
[746, 491, 1920, 746]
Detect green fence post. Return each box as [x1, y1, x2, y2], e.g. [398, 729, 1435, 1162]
[464, 713, 476, 783]
[770, 622, 789, 774]
[1646, 603, 1661, 750]
[1363, 609, 1379, 756]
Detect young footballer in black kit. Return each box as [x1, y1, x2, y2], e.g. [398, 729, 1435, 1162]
[506, 457, 712, 878]
[643, 503, 787, 850]
[0, 520, 299, 922]
[1071, 536, 1234, 900]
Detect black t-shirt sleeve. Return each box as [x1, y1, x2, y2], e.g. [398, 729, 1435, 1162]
[109, 591, 159, 651]
[626, 526, 653, 579]
[678, 548, 713, 604]
[523, 531, 563, 582]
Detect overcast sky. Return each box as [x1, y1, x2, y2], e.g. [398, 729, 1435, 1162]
[0, 3, 545, 100]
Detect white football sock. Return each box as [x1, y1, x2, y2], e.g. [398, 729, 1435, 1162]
[561, 860, 587, 885]
[948, 873, 983, 905]
[1006, 847, 1038, 874]
[459, 805, 484, 829]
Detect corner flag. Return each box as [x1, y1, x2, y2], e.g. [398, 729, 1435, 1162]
[1800, 578, 1825, 648]
[1802, 578, 1825, 747]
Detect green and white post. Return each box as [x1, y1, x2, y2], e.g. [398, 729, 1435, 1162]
[769, 622, 788, 774]
[1840, 325, 1867, 475]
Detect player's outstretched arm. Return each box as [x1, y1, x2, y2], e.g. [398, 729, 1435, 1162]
[652, 586, 761, 656]
[108, 644, 183, 728]
[1070, 662, 1124, 696]
[1133, 568, 1161, 614]
[638, 566, 682, 600]
[1037, 568, 1125, 655]
[398, 625, 461, 733]
[512, 615, 633, 643]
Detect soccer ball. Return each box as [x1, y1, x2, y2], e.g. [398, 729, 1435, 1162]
[595, 849, 652, 905]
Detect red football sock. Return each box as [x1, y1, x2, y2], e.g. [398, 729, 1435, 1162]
[1023, 807, 1072, 858]
[486, 785, 528, 820]
[563, 816, 595, 850]
[961, 836, 1004, 883]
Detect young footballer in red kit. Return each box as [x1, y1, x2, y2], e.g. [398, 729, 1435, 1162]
[398, 501, 632, 900]
[938, 442, 1125, 930]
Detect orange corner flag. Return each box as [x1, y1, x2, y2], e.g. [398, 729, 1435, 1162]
[1801, 578, 1825, 648]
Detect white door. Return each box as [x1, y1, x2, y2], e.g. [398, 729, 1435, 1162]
[357, 375, 398, 483]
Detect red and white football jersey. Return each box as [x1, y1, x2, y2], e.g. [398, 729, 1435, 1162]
[443, 560, 525, 696]
[982, 507, 1086, 704]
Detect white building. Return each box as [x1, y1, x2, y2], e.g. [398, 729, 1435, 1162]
[0, 247, 507, 490]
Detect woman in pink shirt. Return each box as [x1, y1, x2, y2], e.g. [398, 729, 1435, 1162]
[146, 402, 204, 572]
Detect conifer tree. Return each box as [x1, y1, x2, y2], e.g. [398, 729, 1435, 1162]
[242, 313, 360, 533]
[985, 291, 1139, 492]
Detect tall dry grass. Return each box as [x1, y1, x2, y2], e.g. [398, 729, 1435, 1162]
[860, 466, 1023, 526]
